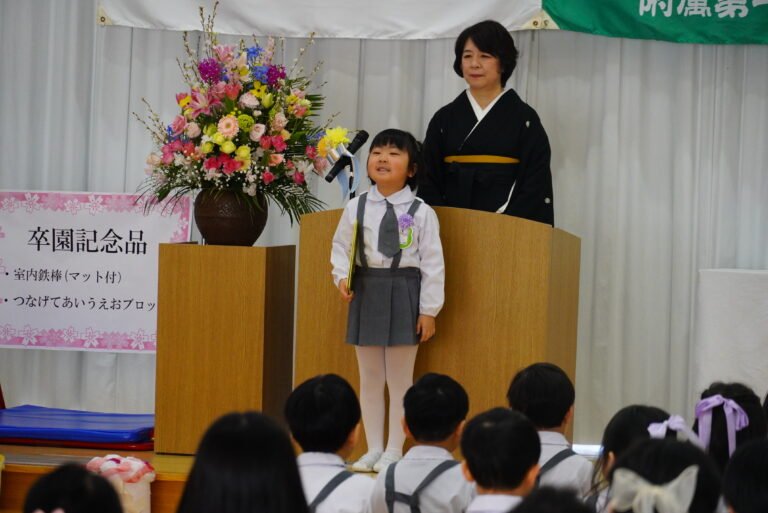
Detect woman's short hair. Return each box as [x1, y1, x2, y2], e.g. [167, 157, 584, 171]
[176, 411, 308, 513]
[453, 20, 519, 87]
[24, 463, 122, 513]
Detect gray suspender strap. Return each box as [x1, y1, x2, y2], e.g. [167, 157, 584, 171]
[536, 448, 577, 486]
[390, 199, 422, 269]
[355, 192, 368, 268]
[385, 460, 459, 513]
[308, 470, 355, 513]
[585, 492, 600, 512]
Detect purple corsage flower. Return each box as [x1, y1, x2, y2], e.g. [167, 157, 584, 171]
[398, 213, 414, 232]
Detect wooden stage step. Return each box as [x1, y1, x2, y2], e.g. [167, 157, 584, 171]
[0, 445, 192, 513]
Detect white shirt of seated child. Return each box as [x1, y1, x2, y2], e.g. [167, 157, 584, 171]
[465, 494, 523, 513]
[297, 452, 375, 513]
[538, 431, 593, 498]
[370, 445, 474, 513]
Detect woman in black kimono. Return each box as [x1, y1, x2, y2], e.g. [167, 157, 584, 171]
[419, 20, 554, 226]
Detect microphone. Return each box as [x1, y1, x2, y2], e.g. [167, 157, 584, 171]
[324, 130, 369, 183]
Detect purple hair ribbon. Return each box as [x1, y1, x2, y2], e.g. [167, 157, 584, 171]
[647, 415, 705, 449]
[694, 394, 750, 457]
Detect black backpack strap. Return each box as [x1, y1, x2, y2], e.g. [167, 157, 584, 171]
[355, 192, 368, 268]
[536, 448, 577, 487]
[385, 460, 459, 513]
[308, 470, 355, 513]
[390, 198, 422, 269]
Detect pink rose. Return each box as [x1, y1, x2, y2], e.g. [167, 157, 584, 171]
[185, 122, 201, 138]
[272, 136, 287, 153]
[170, 115, 187, 136]
[239, 93, 260, 110]
[209, 81, 227, 100]
[293, 171, 306, 185]
[271, 112, 288, 132]
[305, 145, 317, 159]
[250, 123, 266, 142]
[262, 171, 275, 184]
[268, 153, 284, 166]
[313, 157, 329, 174]
[293, 105, 308, 118]
[224, 82, 241, 100]
[222, 156, 242, 175]
[259, 135, 272, 149]
[146, 153, 162, 167]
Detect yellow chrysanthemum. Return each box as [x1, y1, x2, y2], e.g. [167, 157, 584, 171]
[325, 127, 350, 147]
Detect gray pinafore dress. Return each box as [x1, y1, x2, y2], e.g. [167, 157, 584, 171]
[346, 192, 422, 346]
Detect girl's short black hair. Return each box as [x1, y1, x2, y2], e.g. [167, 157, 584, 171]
[368, 128, 424, 189]
[723, 438, 768, 513]
[284, 373, 361, 453]
[24, 463, 122, 513]
[693, 382, 768, 473]
[515, 487, 592, 513]
[453, 20, 519, 87]
[177, 411, 308, 513]
[609, 439, 722, 513]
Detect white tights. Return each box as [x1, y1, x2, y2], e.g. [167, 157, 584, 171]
[355, 345, 419, 454]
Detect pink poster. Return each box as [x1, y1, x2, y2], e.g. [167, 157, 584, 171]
[0, 191, 191, 352]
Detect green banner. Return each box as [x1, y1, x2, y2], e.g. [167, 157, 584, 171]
[544, 0, 768, 44]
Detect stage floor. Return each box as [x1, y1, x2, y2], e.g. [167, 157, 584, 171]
[0, 444, 192, 513]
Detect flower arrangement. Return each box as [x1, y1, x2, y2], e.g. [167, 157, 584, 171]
[87, 455, 156, 513]
[138, 3, 348, 223]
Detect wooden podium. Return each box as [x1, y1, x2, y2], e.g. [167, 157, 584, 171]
[154, 244, 295, 454]
[295, 207, 580, 447]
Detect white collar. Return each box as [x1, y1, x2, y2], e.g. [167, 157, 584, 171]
[538, 431, 570, 446]
[467, 494, 523, 513]
[297, 452, 346, 467]
[465, 89, 509, 122]
[403, 445, 455, 461]
[367, 184, 416, 205]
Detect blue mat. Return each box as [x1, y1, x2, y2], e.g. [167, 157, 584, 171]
[0, 405, 154, 443]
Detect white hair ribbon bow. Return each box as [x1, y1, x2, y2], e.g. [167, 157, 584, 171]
[647, 415, 706, 449]
[609, 465, 699, 513]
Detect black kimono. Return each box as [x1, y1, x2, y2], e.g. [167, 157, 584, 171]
[419, 89, 554, 226]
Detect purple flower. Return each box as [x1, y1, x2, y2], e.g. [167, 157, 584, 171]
[198, 58, 222, 83]
[398, 213, 414, 231]
[266, 65, 286, 86]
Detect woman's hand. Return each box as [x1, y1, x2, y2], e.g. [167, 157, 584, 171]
[338, 279, 354, 303]
[416, 314, 436, 343]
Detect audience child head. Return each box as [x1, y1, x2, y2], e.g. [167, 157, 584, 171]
[402, 372, 469, 450]
[591, 405, 672, 492]
[506, 362, 575, 432]
[460, 407, 541, 496]
[23, 463, 122, 513]
[284, 373, 361, 459]
[608, 438, 721, 513]
[176, 411, 308, 513]
[723, 438, 768, 513]
[693, 382, 767, 472]
[514, 487, 592, 513]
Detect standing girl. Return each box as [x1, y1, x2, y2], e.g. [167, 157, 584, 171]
[331, 129, 445, 472]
